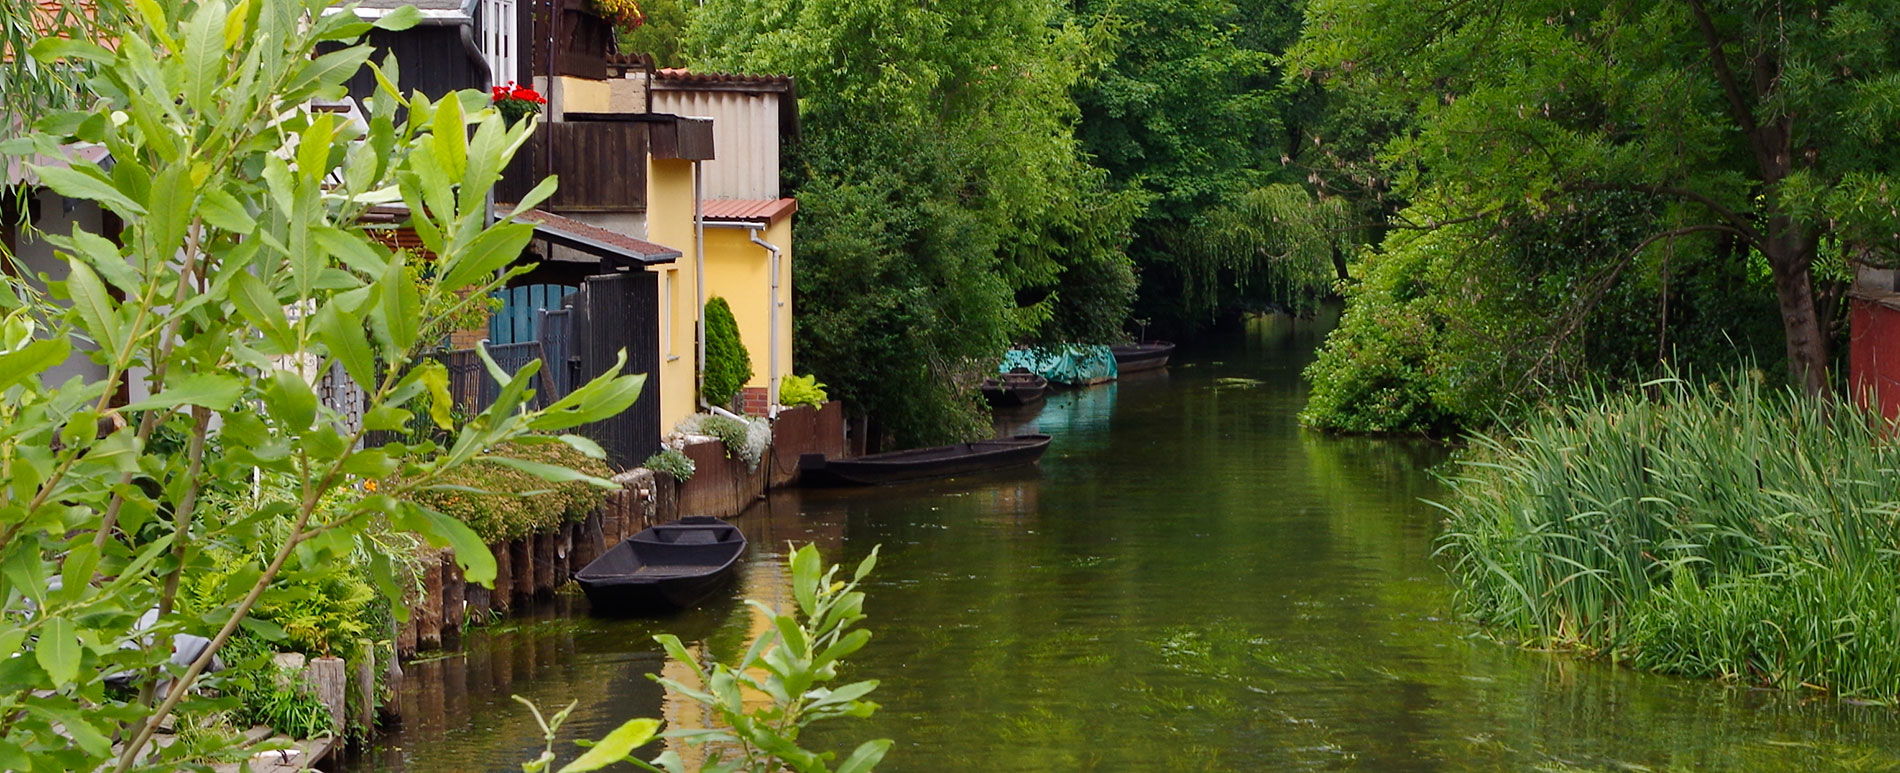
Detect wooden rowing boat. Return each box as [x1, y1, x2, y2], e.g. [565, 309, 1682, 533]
[799, 434, 1053, 486]
[981, 371, 1050, 407]
[573, 516, 746, 614]
[1110, 341, 1175, 374]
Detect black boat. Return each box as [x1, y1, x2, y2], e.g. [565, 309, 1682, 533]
[800, 434, 1053, 486]
[573, 516, 746, 614]
[1110, 341, 1175, 374]
[981, 371, 1050, 407]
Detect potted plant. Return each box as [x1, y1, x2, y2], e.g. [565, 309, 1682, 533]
[490, 81, 548, 125]
[588, 0, 646, 32]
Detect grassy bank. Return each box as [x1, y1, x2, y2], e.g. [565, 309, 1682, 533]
[1436, 376, 1900, 701]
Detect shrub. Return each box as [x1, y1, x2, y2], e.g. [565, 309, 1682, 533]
[641, 448, 696, 481]
[403, 440, 617, 544]
[702, 297, 754, 408]
[778, 373, 828, 408]
[1437, 373, 1900, 699]
[1303, 193, 1783, 436]
[676, 412, 770, 471]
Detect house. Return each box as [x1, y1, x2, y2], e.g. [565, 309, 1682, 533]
[646, 69, 799, 417]
[338, 2, 803, 451]
[2, 148, 117, 392]
[1851, 267, 1900, 423]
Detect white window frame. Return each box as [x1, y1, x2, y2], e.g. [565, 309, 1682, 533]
[481, 0, 519, 87]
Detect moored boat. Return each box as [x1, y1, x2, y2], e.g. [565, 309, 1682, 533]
[800, 434, 1053, 486]
[981, 371, 1050, 407]
[573, 516, 746, 614]
[1110, 341, 1175, 374]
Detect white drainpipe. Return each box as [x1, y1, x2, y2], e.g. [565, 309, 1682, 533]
[694, 161, 706, 401]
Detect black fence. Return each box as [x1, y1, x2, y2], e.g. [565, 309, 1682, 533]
[416, 271, 659, 468]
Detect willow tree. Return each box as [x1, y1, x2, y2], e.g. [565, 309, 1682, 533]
[1, 0, 120, 134]
[1293, 0, 1900, 395]
[683, 0, 1138, 445]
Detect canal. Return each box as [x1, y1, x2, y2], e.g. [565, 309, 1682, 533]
[345, 311, 1900, 771]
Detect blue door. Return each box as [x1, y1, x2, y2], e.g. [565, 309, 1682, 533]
[488, 284, 577, 345]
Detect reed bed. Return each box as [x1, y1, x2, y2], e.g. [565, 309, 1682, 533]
[1436, 375, 1900, 700]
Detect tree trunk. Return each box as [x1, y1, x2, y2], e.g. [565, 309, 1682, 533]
[1763, 216, 1828, 396]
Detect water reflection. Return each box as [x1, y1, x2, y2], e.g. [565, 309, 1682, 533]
[345, 309, 1900, 772]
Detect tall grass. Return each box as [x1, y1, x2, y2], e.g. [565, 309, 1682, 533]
[1437, 374, 1900, 700]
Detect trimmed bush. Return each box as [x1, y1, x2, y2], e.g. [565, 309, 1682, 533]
[402, 440, 615, 543]
[702, 296, 753, 408]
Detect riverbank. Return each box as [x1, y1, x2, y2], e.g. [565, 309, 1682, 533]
[1438, 375, 1900, 703]
[344, 314, 1900, 772]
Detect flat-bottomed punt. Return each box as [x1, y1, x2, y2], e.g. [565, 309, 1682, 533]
[1110, 341, 1175, 374]
[574, 516, 746, 614]
[800, 434, 1053, 486]
[981, 371, 1050, 407]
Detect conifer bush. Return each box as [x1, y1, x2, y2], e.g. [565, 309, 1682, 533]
[701, 296, 753, 408]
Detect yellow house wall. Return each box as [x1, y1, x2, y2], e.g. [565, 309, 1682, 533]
[554, 75, 612, 114]
[702, 218, 795, 398]
[647, 158, 700, 434]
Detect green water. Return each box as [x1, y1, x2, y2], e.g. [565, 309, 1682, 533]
[346, 312, 1900, 771]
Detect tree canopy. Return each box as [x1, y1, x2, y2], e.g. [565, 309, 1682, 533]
[685, 0, 1139, 444]
[1292, 0, 1900, 395]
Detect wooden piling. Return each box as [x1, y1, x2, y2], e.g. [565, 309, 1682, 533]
[441, 554, 466, 634]
[416, 560, 444, 651]
[511, 539, 535, 601]
[353, 647, 376, 735]
[309, 656, 347, 737]
[489, 543, 511, 614]
[534, 532, 555, 592]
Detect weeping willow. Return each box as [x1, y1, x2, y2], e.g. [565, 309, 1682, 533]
[2, 0, 118, 138]
[1186, 183, 1350, 314]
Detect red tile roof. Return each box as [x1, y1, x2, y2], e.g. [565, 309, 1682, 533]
[653, 68, 795, 93]
[500, 206, 682, 264]
[701, 198, 798, 225]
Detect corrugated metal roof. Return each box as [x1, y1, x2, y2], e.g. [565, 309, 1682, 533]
[501, 206, 682, 265]
[702, 198, 798, 225]
[5, 143, 111, 187]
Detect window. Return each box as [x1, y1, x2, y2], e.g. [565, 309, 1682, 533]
[481, 0, 518, 87]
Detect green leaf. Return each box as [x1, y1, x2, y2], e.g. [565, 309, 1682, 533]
[26, 37, 115, 65]
[63, 260, 124, 357]
[420, 359, 454, 429]
[180, 0, 230, 112]
[312, 226, 390, 275]
[530, 368, 645, 431]
[363, 404, 412, 431]
[122, 372, 243, 411]
[29, 164, 145, 216]
[438, 222, 535, 290]
[230, 270, 292, 350]
[317, 304, 377, 389]
[239, 616, 288, 641]
[854, 545, 880, 583]
[556, 718, 661, 773]
[379, 254, 419, 353]
[374, 5, 423, 30]
[401, 504, 497, 586]
[792, 544, 820, 616]
[835, 739, 893, 773]
[263, 369, 317, 431]
[479, 456, 617, 489]
[200, 188, 257, 234]
[35, 616, 80, 686]
[556, 433, 607, 460]
[0, 338, 70, 393]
